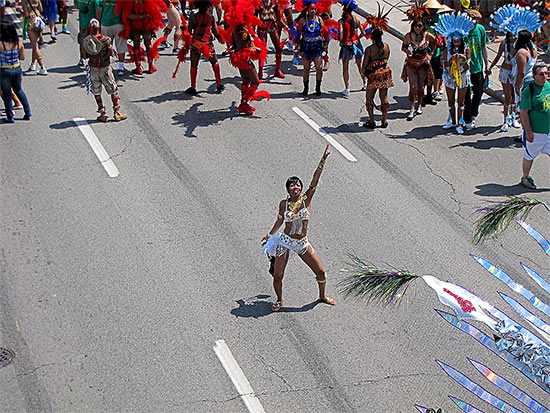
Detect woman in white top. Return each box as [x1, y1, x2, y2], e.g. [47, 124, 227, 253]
[261, 144, 336, 312]
[513, 30, 537, 98]
[488, 31, 519, 132]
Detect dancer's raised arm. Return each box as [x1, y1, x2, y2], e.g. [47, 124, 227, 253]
[305, 143, 330, 202]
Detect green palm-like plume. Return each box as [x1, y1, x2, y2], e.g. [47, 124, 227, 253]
[473, 196, 549, 245]
[338, 255, 420, 306]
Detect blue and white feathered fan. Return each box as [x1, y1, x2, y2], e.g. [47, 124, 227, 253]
[507, 7, 543, 35]
[489, 4, 520, 34]
[434, 12, 475, 40]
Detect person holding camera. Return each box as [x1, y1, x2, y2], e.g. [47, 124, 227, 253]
[77, 0, 100, 67]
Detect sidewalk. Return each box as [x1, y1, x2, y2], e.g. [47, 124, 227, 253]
[352, 0, 521, 104]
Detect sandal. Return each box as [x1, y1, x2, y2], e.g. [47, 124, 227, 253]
[272, 300, 283, 312]
[319, 296, 336, 305]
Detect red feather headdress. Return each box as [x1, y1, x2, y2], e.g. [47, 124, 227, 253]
[406, 0, 430, 22]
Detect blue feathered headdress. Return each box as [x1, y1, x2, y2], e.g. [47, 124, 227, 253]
[507, 7, 543, 36]
[434, 11, 475, 41]
[490, 4, 520, 34]
[341, 0, 358, 11]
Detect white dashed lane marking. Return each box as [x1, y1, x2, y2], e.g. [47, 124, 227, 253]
[73, 118, 120, 178]
[213, 340, 266, 413]
[292, 106, 358, 162]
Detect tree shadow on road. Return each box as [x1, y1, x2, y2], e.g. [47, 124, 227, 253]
[172, 101, 241, 138]
[231, 294, 320, 318]
[474, 183, 550, 197]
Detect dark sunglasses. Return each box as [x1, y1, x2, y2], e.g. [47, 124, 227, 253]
[414, 23, 423, 28]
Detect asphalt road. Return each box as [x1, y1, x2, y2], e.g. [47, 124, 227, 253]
[1, 7, 549, 412]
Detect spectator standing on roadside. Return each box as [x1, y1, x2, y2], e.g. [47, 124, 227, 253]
[22, 0, 48, 74]
[83, 18, 127, 122]
[463, 9, 488, 131]
[42, 0, 58, 41]
[0, 21, 32, 122]
[425, 0, 449, 104]
[55, 0, 70, 34]
[77, 0, 99, 67]
[519, 62, 550, 189]
[441, 0, 460, 12]
[98, 0, 128, 75]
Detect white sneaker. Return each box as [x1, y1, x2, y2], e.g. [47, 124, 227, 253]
[456, 126, 464, 134]
[465, 121, 475, 130]
[361, 83, 367, 91]
[38, 66, 47, 75]
[28, 62, 36, 71]
[342, 88, 349, 97]
[443, 122, 456, 129]
[78, 58, 85, 67]
[512, 118, 521, 128]
[500, 123, 509, 132]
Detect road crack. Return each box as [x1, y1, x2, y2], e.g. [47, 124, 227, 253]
[387, 134, 470, 222]
[256, 354, 293, 389]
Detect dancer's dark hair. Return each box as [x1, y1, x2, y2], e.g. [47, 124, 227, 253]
[371, 27, 384, 53]
[286, 176, 303, 192]
[0, 21, 19, 44]
[514, 30, 535, 57]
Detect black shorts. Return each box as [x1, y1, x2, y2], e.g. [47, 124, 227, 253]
[431, 54, 443, 80]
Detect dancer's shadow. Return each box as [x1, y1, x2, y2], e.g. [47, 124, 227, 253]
[46, 65, 84, 74]
[50, 120, 77, 129]
[57, 73, 87, 90]
[450, 132, 522, 150]
[203, 75, 243, 89]
[172, 101, 239, 137]
[390, 124, 447, 140]
[230, 294, 320, 318]
[134, 90, 193, 104]
[474, 183, 550, 197]
[321, 122, 368, 134]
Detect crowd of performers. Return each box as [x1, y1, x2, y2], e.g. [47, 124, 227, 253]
[72, 0, 547, 130]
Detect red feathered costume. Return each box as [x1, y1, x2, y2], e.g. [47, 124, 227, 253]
[115, 0, 168, 74]
[174, 0, 225, 96]
[222, 0, 270, 115]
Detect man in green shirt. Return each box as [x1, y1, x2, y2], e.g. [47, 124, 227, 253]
[98, 0, 127, 75]
[519, 62, 550, 189]
[463, 9, 488, 130]
[77, 0, 100, 67]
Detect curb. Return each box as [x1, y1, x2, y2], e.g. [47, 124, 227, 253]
[354, 6, 505, 104]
